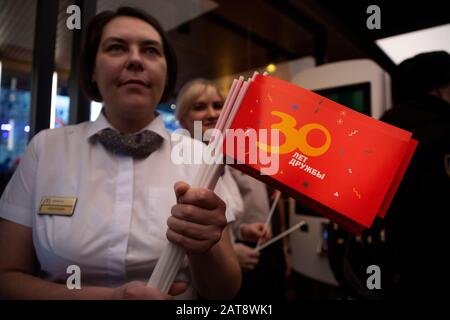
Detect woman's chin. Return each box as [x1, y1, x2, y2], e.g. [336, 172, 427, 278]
[118, 98, 153, 113]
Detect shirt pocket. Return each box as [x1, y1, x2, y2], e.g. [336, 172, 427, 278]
[35, 205, 78, 258]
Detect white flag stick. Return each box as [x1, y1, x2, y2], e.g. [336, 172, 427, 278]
[256, 221, 306, 252]
[255, 191, 281, 250]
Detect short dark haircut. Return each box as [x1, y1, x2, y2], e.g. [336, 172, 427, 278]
[79, 6, 177, 102]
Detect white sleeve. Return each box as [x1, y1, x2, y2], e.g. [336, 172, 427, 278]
[213, 168, 244, 225]
[0, 132, 42, 227]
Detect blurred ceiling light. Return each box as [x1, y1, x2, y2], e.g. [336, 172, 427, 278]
[1, 124, 11, 131]
[376, 23, 450, 65]
[266, 63, 277, 73]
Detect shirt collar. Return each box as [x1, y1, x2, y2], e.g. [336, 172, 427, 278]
[87, 111, 170, 142]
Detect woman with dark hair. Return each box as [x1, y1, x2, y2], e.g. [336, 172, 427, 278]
[0, 7, 241, 299]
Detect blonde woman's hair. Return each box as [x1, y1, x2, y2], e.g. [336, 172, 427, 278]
[175, 78, 224, 123]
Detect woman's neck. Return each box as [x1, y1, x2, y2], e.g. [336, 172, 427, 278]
[103, 109, 155, 133]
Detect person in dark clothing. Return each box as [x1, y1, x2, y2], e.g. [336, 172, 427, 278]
[380, 51, 450, 297]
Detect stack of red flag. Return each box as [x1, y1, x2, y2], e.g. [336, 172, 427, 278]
[222, 73, 417, 234]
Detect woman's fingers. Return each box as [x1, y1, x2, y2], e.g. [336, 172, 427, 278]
[112, 281, 172, 300]
[174, 181, 190, 200]
[240, 223, 273, 243]
[170, 203, 226, 227]
[169, 182, 227, 253]
[166, 229, 215, 253]
[174, 182, 225, 211]
[167, 216, 221, 241]
[168, 282, 188, 296]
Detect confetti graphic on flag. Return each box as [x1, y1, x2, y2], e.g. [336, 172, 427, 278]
[353, 187, 361, 199]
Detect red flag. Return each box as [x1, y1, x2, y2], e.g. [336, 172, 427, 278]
[223, 74, 417, 234]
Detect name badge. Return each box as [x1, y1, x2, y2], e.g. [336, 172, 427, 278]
[38, 196, 77, 216]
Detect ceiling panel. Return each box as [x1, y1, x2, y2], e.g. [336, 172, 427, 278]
[0, 0, 448, 92]
[96, 0, 218, 31]
[0, 0, 36, 64]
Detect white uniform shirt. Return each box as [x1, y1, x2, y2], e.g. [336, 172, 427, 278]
[228, 167, 270, 241]
[0, 114, 238, 298]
